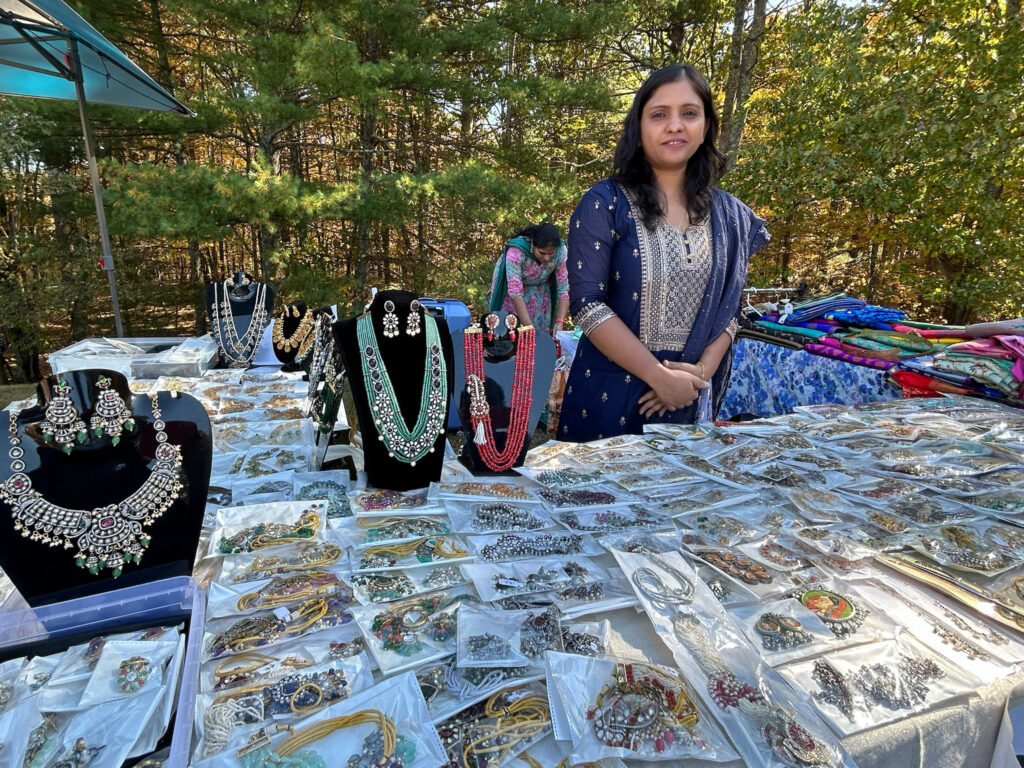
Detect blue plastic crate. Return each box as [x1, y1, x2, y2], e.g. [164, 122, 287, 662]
[0, 575, 205, 768]
[420, 297, 472, 428]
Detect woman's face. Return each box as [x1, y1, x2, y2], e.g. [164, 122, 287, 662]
[534, 244, 557, 263]
[640, 78, 707, 173]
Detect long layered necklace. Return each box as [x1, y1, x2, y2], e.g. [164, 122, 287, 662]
[212, 281, 270, 368]
[1, 395, 182, 577]
[272, 303, 316, 360]
[357, 310, 447, 466]
[464, 325, 535, 471]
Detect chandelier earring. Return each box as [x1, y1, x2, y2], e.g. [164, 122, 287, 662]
[484, 313, 499, 342]
[41, 380, 87, 453]
[505, 314, 518, 342]
[406, 299, 422, 336]
[90, 376, 135, 445]
[382, 300, 400, 339]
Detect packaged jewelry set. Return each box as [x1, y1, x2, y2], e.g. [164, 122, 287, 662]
[335, 514, 454, 551]
[210, 502, 327, 557]
[0, 626, 184, 768]
[349, 563, 467, 605]
[443, 499, 552, 535]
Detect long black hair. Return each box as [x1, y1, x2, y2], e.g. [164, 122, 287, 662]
[512, 221, 561, 250]
[612, 64, 727, 230]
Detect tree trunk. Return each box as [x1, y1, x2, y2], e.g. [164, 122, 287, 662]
[723, 0, 767, 171]
[719, 0, 750, 160]
[355, 107, 378, 293]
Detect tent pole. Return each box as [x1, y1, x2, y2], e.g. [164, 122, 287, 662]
[69, 39, 124, 338]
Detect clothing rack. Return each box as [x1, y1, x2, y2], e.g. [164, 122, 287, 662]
[743, 282, 808, 298]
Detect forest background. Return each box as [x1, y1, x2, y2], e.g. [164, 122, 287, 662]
[1, 0, 1022, 382]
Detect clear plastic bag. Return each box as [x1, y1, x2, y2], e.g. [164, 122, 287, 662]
[350, 564, 466, 605]
[443, 499, 550, 534]
[337, 514, 453, 550]
[195, 655, 372, 760]
[729, 599, 836, 666]
[684, 512, 764, 547]
[436, 682, 551, 767]
[352, 589, 478, 675]
[545, 651, 735, 763]
[206, 568, 353, 619]
[203, 597, 356, 659]
[210, 502, 327, 557]
[352, 535, 472, 573]
[514, 463, 604, 490]
[611, 548, 857, 768]
[555, 505, 673, 534]
[560, 619, 612, 657]
[294, 470, 352, 519]
[216, 541, 347, 585]
[229, 472, 296, 504]
[779, 632, 978, 736]
[430, 481, 538, 503]
[193, 671, 445, 768]
[462, 557, 605, 603]
[348, 487, 437, 515]
[457, 603, 533, 668]
[537, 484, 636, 511]
[467, 531, 603, 563]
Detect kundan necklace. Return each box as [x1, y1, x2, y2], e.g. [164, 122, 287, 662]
[211, 280, 270, 368]
[272, 304, 316, 359]
[357, 308, 447, 465]
[464, 325, 535, 471]
[2, 395, 182, 577]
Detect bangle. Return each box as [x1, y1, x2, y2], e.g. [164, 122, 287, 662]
[696, 361, 706, 378]
[555, 317, 564, 324]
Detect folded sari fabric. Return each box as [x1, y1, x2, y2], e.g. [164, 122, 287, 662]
[803, 342, 896, 370]
[892, 323, 973, 340]
[890, 370, 972, 396]
[896, 357, 1011, 399]
[945, 338, 1016, 360]
[783, 294, 866, 323]
[753, 320, 828, 339]
[824, 305, 907, 326]
[899, 320, 968, 331]
[932, 353, 1022, 397]
[852, 330, 934, 354]
[965, 317, 1024, 338]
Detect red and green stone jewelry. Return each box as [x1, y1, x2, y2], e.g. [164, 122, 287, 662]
[2, 394, 182, 577]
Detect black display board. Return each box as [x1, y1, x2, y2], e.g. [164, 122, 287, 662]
[334, 290, 454, 490]
[0, 370, 211, 606]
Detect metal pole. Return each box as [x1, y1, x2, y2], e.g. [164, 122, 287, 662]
[69, 39, 124, 338]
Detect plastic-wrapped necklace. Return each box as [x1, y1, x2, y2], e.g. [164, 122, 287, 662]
[2, 394, 181, 577]
[464, 325, 536, 471]
[357, 309, 447, 465]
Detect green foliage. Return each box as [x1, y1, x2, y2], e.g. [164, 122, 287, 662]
[1, 0, 1022, 380]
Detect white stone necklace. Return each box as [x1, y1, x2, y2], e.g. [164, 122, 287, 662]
[1, 395, 183, 577]
[212, 281, 270, 368]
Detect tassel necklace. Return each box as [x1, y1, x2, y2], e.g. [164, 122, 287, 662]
[464, 325, 535, 471]
[357, 309, 447, 466]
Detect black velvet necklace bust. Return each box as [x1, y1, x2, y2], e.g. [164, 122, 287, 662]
[334, 290, 454, 490]
[272, 301, 328, 371]
[0, 370, 212, 606]
[454, 312, 556, 475]
[205, 270, 275, 368]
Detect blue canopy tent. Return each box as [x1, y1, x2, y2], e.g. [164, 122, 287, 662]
[0, 0, 193, 336]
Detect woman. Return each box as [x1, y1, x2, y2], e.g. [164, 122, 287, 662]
[559, 64, 770, 442]
[488, 222, 570, 336]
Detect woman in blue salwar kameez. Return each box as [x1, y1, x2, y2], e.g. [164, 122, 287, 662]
[560, 64, 771, 442]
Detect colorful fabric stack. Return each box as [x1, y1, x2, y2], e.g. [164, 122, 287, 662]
[742, 293, 968, 372]
[892, 318, 1024, 403]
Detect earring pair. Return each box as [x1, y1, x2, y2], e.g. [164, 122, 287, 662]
[483, 313, 518, 342]
[41, 376, 134, 454]
[382, 299, 422, 338]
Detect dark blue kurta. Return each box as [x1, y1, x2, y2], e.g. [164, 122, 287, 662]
[560, 179, 769, 442]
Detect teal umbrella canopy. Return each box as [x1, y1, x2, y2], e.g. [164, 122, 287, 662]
[0, 0, 192, 114]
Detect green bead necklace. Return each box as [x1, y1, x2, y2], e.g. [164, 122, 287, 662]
[357, 309, 447, 466]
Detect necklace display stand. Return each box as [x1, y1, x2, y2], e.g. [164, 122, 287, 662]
[205, 271, 275, 369]
[334, 291, 454, 490]
[454, 312, 555, 475]
[271, 301, 326, 371]
[0, 370, 211, 606]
